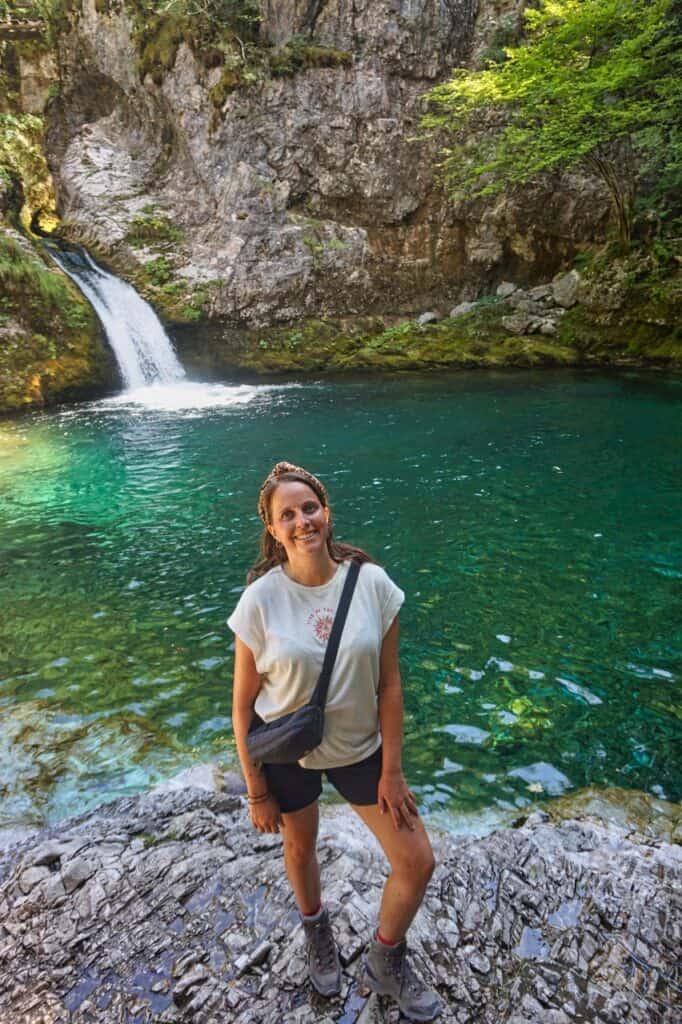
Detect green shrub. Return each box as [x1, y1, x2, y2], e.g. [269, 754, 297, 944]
[139, 255, 173, 286]
[269, 37, 353, 77]
[125, 211, 182, 246]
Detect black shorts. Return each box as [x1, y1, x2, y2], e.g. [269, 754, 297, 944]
[263, 745, 382, 814]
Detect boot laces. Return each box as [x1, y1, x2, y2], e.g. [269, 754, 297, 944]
[388, 946, 424, 997]
[309, 919, 337, 972]
[402, 957, 426, 997]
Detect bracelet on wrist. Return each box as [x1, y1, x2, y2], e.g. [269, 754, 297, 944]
[248, 792, 270, 805]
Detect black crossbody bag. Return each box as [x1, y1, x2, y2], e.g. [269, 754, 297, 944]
[246, 560, 361, 765]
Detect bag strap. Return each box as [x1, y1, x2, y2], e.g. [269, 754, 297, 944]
[310, 559, 361, 708]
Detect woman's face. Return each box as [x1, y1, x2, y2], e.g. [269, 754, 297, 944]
[267, 480, 330, 561]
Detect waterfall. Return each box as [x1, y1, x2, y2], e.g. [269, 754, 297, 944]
[48, 245, 186, 390]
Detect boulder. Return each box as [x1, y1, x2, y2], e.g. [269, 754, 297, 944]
[449, 301, 476, 317]
[528, 284, 553, 302]
[417, 311, 441, 326]
[502, 313, 533, 335]
[496, 281, 518, 298]
[552, 269, 582, 308]
[508, 295, 543, 314]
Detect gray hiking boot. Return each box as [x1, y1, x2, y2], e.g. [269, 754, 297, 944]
[365, 936, 441, 1022]
[301, 908, 341, 997]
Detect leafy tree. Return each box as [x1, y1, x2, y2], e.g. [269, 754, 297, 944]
[423, 0, 682, 248]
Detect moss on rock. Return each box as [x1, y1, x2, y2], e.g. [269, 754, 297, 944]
[118, 0, 351, 100]
[557, 250, 682, 366]
[0, 231, 115, 414]
[123, 207, 182, 247]
[174, 271, 681, 377]
[174, 310, 582, 376]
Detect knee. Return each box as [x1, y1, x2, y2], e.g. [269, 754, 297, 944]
[418, 848, 436, 888]
[394, 843, 435, 889]
[284, 838, 316, 869]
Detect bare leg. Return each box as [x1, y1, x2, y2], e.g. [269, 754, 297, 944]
[351, 804, 435, 942]
[280, 801, 321, 915]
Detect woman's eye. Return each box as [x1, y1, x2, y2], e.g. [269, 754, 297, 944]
[303, 503, 318, 513]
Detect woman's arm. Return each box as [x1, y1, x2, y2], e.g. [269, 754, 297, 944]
[232, 636, 281, 833]
[377, 616, 419, 831]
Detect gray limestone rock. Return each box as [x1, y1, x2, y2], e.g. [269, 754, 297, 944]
[449, 301, 476, 317]
[528, 284, 554, 302]
[502, 313, 533, 335]
[45, 3, 611, 327]
[418, 311, 441, 325]
[552, 269, 582, 308]
[496, 281, 518, 298]
[0, 787, 679, 1023]
[19, 49, 59, 115]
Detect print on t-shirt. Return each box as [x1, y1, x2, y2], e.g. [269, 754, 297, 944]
[307, 606, 335, 644]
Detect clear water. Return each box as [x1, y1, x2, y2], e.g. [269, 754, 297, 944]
[1, 370, 680, 831]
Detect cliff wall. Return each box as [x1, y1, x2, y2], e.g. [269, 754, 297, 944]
[46, 0, 611, 328]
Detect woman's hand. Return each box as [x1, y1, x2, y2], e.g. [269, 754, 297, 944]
[378, 771, 419, 831]
[249, 794, 282, 834]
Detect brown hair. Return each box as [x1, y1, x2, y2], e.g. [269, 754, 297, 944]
[247, 461, 374, 583]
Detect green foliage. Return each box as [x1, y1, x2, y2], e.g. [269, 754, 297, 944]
[269, 36, 353, 77]
[139, 0, 260, 35]
[139, 255, 173, 286]
[0, 229, 104, 412]
[0, 1, 50, 21]
[121, 2, 351, 98]
[0, 234, 91, 330]
[0, 111, 54, 225]
[126, 253, 221, 322]
[125, 210, 182, 246]
[1, 0, 76, 45]
[424, 0, 682, 247]
[128, 0, 260, 83]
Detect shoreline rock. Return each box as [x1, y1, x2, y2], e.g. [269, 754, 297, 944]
[0, 786, 679, 1023]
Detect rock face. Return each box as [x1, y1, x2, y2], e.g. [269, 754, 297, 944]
[45, 0, 611, 327]
[0, 787, 679, 1023]
[0, 225, 116, 413]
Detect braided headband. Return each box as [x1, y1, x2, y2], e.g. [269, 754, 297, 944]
[257, 461, 329, 523]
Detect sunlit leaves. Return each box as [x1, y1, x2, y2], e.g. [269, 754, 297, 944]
[423, 0, 682, 245]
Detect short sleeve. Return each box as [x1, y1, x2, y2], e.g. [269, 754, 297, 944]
[377, 567, 405, 636]
[227, 584, 265, 661]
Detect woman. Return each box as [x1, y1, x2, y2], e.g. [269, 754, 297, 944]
[229, 461, 441, 1022]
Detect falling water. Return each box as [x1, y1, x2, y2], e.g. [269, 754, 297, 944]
[48, 245, 186, 389]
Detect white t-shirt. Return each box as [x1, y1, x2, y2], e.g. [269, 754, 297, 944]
[227, 560, 404, 769]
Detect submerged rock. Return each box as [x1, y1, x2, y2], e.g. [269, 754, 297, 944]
[0, 787, 679, 1022]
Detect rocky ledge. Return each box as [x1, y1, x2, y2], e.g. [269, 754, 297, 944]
[0, 783, 680, 1024]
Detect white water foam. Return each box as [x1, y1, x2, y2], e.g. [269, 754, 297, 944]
[103, 381, 300, 412]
